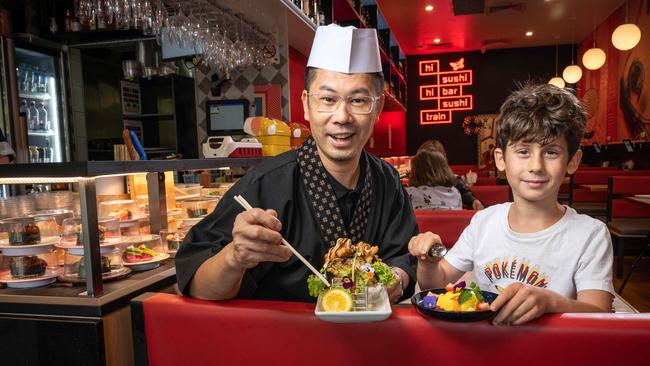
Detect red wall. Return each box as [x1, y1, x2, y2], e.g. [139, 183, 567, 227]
[578, 0, 649, 144]
[289, 46, 308, 125]
[366, 111, 407, 156]
[289, 47, 407, 156]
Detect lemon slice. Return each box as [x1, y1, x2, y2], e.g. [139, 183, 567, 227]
[321, 289, 353, 312]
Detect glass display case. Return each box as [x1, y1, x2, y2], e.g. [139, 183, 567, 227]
[0, 157, 262, 296]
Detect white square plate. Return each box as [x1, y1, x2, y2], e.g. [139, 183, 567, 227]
[315, 288, 392, 323]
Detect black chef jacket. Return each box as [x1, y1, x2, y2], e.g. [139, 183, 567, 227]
[175, 149, 419, 303]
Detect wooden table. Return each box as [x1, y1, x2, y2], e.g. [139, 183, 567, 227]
[581, 184, 608, 191]
[627, 195, 650, 206]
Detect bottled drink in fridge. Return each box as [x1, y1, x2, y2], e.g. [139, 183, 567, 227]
[28, 101, 39, 130]
[20, 99, 27, 114]
[38, 74, 47, 93]
[43, 141, 53, 163]
[21, 67, 31, 93]
[37, 102, 49, 130]
[29, 146, 39, 163]
[30, 70, 38, 93]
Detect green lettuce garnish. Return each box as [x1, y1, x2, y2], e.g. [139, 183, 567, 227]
[372, 262, 397, 287]
[307, 268, 327, 297]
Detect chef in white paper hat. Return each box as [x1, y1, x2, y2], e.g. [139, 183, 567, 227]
[301, 24, 385, 164]
[178, 24, 416, 305]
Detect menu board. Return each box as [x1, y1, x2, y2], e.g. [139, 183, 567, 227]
[417, 58, 473, 125]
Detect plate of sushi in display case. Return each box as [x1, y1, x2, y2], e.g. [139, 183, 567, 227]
[99, 199, 149, 224]
[122, 235, 169, 271]
[0, 216, 61, 256]
[58, 247, 131, 284]
[0, 253, 61, 288]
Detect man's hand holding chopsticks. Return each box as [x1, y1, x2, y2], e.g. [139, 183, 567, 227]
[228, 208, 293, 270]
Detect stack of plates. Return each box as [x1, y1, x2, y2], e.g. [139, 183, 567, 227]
[0, 196, 35, 219]
[33, 191, 74, 212]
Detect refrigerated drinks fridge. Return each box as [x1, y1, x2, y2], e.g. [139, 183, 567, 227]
[15, 47, 64, 163]
[0, 35, 68, 165]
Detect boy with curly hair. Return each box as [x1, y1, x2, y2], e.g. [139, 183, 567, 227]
[410, 84, 614, 325]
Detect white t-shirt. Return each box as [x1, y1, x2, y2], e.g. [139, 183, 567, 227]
[445, 202, 614, 298]
[406, 185, 462, 210]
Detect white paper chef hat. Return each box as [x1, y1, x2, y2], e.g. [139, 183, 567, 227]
[307, 24, 382, 74]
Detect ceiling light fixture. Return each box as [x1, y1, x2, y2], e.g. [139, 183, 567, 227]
[549, 39, 565, 88]
[611, 1, 641, 50]
[563, 18, 583, 84]
[425, 5, 434, 11]
[525, 31, 533, 37]
[582, 2, 606, 70]
[433, 38, 441, 43]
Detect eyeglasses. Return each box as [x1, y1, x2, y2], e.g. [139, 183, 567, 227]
[306, 93, 381, 115]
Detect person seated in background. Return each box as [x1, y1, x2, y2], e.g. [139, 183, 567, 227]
[409, 83, 613, 325]
[405, 149, 462, 210]
[417, 140, 484, 210]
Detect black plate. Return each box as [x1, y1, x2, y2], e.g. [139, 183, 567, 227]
[411, 288, 498, 322]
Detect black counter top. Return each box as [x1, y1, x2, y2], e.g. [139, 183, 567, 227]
[0, 261, 176, 317]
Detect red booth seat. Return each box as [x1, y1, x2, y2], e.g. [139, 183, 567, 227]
[573, 188, 608, 202]
[569, 171, 650, 216]
[611, 176, 650, 196]
[612, 200, 650, 218]
[132, 292, 650, 366]
[572, 169, 650, 185]
[475, 176, 497, 185]
[469, 185, 510, 207]
[414, 210, 477, 246]
[577, 166, 621, 171]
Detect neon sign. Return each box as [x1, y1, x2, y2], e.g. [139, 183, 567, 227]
[418, 58, 473, 125]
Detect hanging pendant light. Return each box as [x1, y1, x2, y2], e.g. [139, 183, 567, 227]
[583, 48, 606, 70]
[563, 20, 583, 84]
[563, 65, 583, 83]
[549, 77, 566, 88]
[548, 40, 565, 88]
[582, 2, 606, 70]
[612, 2, 641, 50]
[612, 24, 641, 50]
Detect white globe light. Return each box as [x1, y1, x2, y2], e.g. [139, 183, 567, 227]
[562, 65, 583, 84]
[611, 23, 641, 50]
[582, 48, 606, 70]
[548, 76, 565, 88]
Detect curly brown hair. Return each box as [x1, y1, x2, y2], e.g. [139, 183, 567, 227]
[495, 83, 587, 157]
[409, 149, 457, 187]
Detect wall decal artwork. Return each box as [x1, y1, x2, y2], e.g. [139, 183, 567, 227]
[620, 58, 649, 138]
[579, 0, 649, 144]
[476, 114, 498, 171]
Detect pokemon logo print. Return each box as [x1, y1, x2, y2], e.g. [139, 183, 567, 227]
[482, 257, 550, 288]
